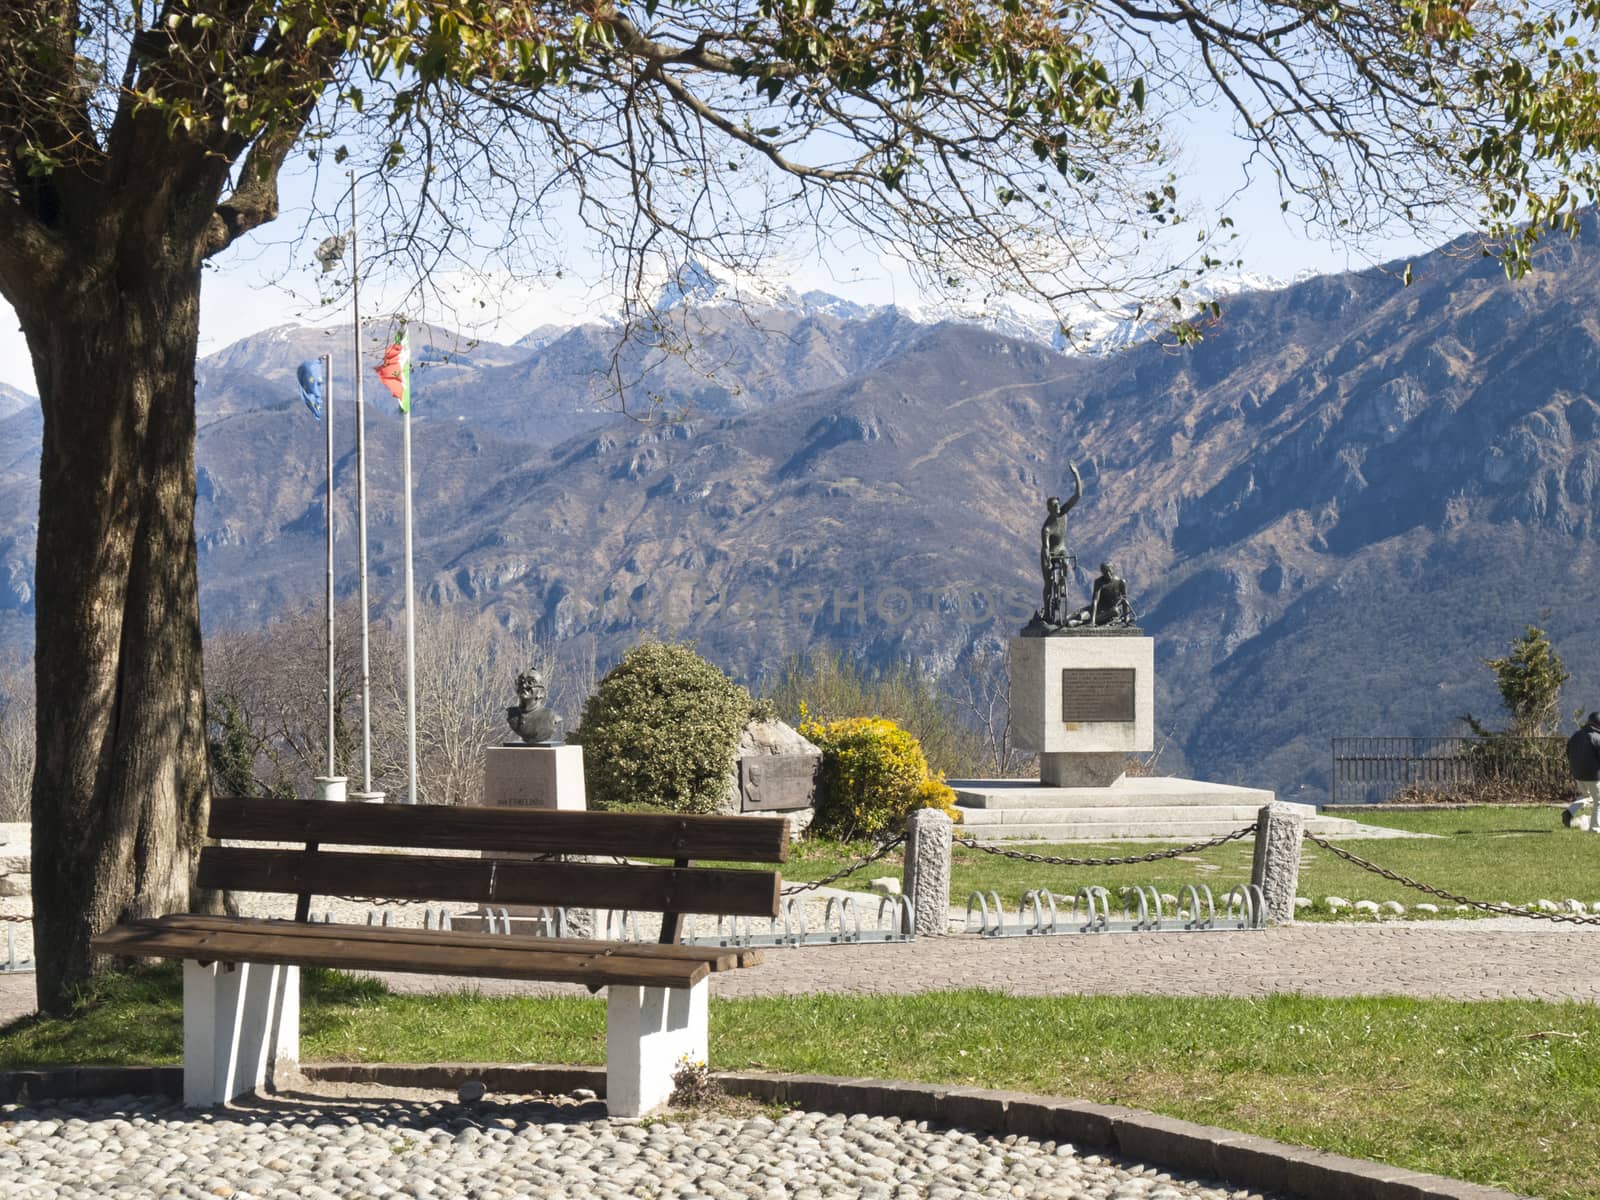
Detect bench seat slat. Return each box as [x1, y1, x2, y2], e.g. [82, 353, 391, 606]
[92, 919, 717, 989]
[197, 847, 781, 919]
[209, 798, 789, 863]
[118, 915, 761, 969]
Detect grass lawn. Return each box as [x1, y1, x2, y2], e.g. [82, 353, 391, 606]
[2, 965, 1597, 1199]
[782, 806, 1600, 919]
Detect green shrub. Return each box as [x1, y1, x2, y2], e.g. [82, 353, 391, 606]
[571, 641, 765, 814]
[800, 715, 962, 840]
[1481, 624, 1569, 737]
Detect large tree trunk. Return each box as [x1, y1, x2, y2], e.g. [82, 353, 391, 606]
[25, 255, 216, 1015]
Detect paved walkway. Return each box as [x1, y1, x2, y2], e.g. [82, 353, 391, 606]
[6, 921, 1600, 1027]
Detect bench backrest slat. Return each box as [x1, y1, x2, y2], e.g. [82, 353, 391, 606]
[209, 797, 789, 863]
[196, 844, 784, 921]
[197, 847, 782, 919]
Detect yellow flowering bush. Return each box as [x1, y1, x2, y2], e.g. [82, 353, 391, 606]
[799, 715, 962, 840]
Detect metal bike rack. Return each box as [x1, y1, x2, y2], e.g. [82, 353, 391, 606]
[1, 924, 34, 974]
[605, 909, 643, 941]
[962, 881, 1265, 936]
[310, 879, 1261, 949]
[682, 894, 915, 948]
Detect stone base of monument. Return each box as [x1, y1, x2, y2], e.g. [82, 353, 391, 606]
[1038, 752, 1127, 787]
[950, 777, 1371, 841]
[1010, 634, 1155, 766]
[990, 632, 1374, 840]
[466, 743, 593, 936]
[483, 744, 586, 809]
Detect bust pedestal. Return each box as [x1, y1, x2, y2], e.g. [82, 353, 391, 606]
[465, 744, 592, 936]
[482, 744, 586, 809]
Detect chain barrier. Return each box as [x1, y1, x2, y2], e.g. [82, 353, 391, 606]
[0, 912, 28, 923]
[783, 834, 907, 894]
[1304, 831, 1600, 924]
[953, 823, 1257, 868]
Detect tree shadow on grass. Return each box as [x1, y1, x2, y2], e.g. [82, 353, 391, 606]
[0, 962, 390, 1069]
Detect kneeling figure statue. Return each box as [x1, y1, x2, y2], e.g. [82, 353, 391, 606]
[1064, 562, 1135, 628]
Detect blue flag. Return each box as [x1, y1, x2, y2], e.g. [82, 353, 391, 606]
[296, 360, 323, 419]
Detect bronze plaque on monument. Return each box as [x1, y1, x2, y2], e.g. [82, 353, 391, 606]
[740, 754, 821, 812]
[1061, 668, 1136, 723]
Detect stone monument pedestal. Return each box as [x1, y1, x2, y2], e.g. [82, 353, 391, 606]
[1010, 632, 1154, 788]
[952, 631, 1282, 839]
[482, 744, 586, 810]
[949, 632, 1377, 840]
[461, 743, 593, 935]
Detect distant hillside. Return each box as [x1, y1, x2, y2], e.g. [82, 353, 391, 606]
[0, 383, 32, 421]
[3, 229, 1600, 801]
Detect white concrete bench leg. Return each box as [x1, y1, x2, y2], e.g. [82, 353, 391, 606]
[604, 978, 708, 1117]
[182, 961, 300, 1107]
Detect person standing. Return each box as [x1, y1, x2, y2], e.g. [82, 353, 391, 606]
[1565, 712, 1600, 832]
[1038, 462, 1082, 625]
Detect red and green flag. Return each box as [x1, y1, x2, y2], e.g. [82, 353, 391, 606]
[375, 328, 411, 413]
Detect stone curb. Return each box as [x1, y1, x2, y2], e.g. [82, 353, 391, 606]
[0, 1063, 1524, 1199]
[0, 1065, 183, 1103]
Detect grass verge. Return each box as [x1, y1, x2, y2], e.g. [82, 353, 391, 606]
[785, 807, 1600, 918]
[3, 965, 1597, 1199]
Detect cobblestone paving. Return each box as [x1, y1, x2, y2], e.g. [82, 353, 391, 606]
[0, 928, 1569, 1200]
[0, 1088, 1283, 1200]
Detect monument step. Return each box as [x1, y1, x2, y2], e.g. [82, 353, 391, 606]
[951, 776, 1274, 810]
[956, 803, 1274, 826]
[953, 815, 1367, 842]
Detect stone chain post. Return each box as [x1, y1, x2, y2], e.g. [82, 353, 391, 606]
[1250, 802, 1306, 924]
[903, 809, 952, 936]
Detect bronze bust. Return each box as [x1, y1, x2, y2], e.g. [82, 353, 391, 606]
[506, 668, 564, 745]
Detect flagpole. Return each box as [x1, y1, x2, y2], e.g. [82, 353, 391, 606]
[402, 396, 417, 805]
[350, 171, 380, 803]
[322, 352, 336, 781]
[307, 353, 345, 805]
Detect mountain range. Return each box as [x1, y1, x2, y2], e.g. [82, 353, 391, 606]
[3, 234, 1599, 803]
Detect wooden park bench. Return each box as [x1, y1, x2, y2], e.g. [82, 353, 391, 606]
[91, 797, 786, 1116]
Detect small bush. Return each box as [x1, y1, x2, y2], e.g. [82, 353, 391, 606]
[800, 715, 962, 840]
[669, 1056, 720, 1107]
[1390, 779, 1575, 806]
[765, 650, 990, 778]
[571, 641, 762, 814]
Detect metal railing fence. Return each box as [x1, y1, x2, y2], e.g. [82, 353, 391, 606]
[1329, 735, 1570, 805]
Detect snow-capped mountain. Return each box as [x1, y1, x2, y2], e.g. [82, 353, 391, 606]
[893, 269, 1313, 356]
[509, 258, 1303, 359]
